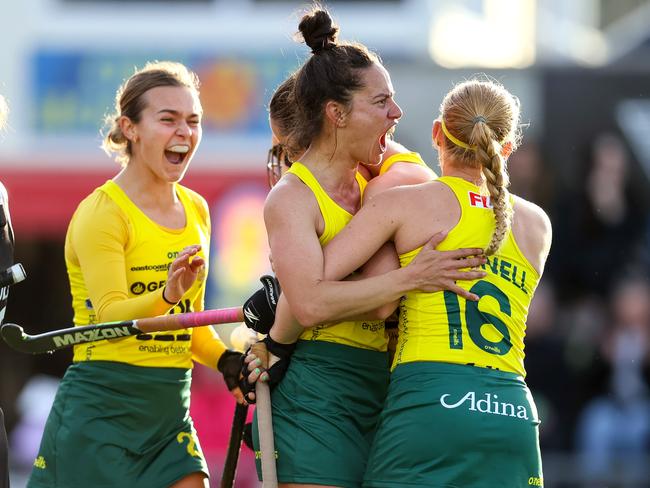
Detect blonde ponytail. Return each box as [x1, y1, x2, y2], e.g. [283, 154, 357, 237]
[438, 78, 521, 255]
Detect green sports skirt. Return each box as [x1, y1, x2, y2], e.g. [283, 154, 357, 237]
[27, 360, 208, 488]
[253, 340, 390, 488]
[364, 362, 543, 488]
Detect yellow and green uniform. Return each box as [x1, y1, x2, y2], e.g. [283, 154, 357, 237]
[377, 151, 433, 176]
[66, 180, 225, 367]
[29, 180, 225, 488]
[364, 176, 544, 488]
[253, 162, 390, 487]
[394, 176, 539, 374]
[292, 162, 386, 351]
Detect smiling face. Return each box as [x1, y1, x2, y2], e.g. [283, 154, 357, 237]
[125, 85, 202, 183]
[343, 63, 402, 167]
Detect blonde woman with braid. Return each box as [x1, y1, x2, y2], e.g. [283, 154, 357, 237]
[319, 78, 552, 487]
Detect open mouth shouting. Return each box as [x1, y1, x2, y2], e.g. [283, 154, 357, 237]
[379, 124, 397, 153]
[165, 144, 190, 165]
[379, 132, 388, 153]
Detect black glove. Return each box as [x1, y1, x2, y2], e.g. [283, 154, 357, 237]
[240, 334, 296, 404]
[242, 275, 281, 334]
[217, 350, 245, 392]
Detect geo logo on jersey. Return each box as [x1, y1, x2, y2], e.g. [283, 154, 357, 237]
[468, 191, 492, 209]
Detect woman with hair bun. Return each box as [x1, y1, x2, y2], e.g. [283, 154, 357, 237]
[28, 61, 244, 488]
[247, 8, 487, 488]
[321, 77, 552, 487]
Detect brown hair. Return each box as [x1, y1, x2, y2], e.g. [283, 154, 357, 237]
[440, 78, 521, 255]
[289, 7, 380, 151]
[101, 61, 201, 166]
[269, 74, 301, 158]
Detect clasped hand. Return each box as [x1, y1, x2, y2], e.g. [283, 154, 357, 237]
[239, 335, 295, 403]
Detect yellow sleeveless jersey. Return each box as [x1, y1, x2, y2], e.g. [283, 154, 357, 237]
[378, 151, 432, 175]
[66, 180, 225, 368]
[395, 176, 540, 376]
[288, 162, 386, 351]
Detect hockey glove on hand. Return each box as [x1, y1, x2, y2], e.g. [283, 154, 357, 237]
[240, 334, 296, 404]
[217, 350, 245, 392]
[242, 275, 281, 334]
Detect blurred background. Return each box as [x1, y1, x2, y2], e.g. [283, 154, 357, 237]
[2, 0, 650, 487]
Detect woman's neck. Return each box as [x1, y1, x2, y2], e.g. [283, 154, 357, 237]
[114, 162, 177, 209]
[442, 159, 485, 187]
[299, 140, 359, 193]
[113, 162, 186, 229]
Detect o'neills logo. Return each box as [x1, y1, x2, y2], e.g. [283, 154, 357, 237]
[440, 391, 529, 420]
[52, 326, 133, 348]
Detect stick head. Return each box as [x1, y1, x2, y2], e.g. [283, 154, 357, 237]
[1, 323, 26, 348]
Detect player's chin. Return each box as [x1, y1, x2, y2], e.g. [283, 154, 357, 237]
[167, 165, 191, 183]
[367, 148, 384, 167]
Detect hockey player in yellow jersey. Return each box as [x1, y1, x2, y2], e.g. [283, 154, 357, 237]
[259, 72, 436, 365]
[320, 77, 553, 487]
[241, 8, 490, 488]
[28, 62, 243, 488]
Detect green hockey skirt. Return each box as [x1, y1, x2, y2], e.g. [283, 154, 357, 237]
[27, 360, 208, 488]
[364, 361, 543, 488]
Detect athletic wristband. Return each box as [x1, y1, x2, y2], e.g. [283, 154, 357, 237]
[161, 286, 178, 305]
[264, 333, 296, 359]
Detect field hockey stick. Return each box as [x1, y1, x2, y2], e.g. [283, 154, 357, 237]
[252, 341, 278, 488]
[1, 306, 244, 355]
[0, 263, 26, 288]
[220, 326, 259, 488]
[220, 402, 249, 488]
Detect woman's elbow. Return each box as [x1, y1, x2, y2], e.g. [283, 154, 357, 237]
[372, 302, 399, 321]
[291, 303, 330, 329]
[95, 304, 116, 324]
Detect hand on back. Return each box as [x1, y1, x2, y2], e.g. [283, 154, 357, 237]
[407, 232, 487, 301]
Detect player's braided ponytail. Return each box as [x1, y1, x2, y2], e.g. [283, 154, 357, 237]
[439, 78, 521, 255]
[471, 119, 512, 255]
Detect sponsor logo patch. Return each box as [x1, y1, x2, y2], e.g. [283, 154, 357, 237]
[440, 391, 529, 420]
[468, 191, 492, 209]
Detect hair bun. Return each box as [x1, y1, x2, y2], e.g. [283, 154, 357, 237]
[298, 9, 339, 54]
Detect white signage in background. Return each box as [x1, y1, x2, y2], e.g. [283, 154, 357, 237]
[428, 0, 537, 69]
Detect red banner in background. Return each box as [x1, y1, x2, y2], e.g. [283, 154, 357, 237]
[1, 168, 267, 238]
